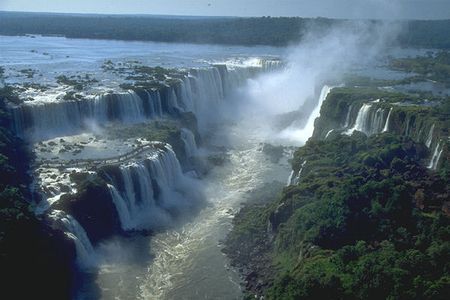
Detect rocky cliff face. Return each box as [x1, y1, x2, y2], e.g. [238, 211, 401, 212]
[226, 133, 450, 299]
[225, 86, 449, 299]
[0, 94, 76, 299]
[312, 87, 449, 171]
[52, 172, 122, 245]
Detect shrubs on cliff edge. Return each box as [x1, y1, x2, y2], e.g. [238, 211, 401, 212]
[0, 96, 75, 299]
[226, 133, 450, 299]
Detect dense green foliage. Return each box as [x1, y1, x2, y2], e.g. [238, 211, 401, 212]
[398, 20, 450, 49]
[312, 86, 449, 141]
[390, 51, 450, 85]
[105, 113, 199, 165]
[0, 12, 449, 48]
[226, 134, 450, 299]
[227, 52, 450, 299]
[0, 88, 75, 298]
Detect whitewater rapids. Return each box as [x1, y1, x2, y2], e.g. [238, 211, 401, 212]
[94, 115, 291, 300]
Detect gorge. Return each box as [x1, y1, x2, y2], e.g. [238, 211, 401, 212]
[0, 15, 449, 300]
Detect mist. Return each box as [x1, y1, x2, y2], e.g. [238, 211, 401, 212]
[228, 20, 401, 145]
[1, 0, 448, 299]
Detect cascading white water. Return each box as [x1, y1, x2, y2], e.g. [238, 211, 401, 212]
[287, 160, 307, 186]
[345, 102, 389, 136]
[12, 90, 164, 139]
[188, 68, 226, 116]
[426, 124, 435, 148]
[177, 78, 195, 113]
[261, 60, 283, 72]
[50, 210, 96, 269]
[180, 128, 198, 158]
[279, 85, 332, 144]
[371, 107, 386, 135]
[286, 170, 295, 186]
[143, 90, 163, 118]
[382, 107, 393, 132]
[325, 129, 335, 139]
[345, 103, 372, 135]
[344, 104, 353, 128]
[167, 87, 183, 114]
[428, 142, 443, 170]
[11, 64, 269, 140]
[107, 145, 193, 231]
[113, 92, 146, 123]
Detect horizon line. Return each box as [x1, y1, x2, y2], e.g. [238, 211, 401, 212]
[1, 10, 449, 21]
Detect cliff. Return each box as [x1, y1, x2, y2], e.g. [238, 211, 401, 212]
[0, 94, 76, 299]
[224, 86, 450, 299]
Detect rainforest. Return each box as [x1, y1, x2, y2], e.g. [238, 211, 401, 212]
[0, 2, 449, 300]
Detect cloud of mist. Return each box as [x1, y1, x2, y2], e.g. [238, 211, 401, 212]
[235, 19, 400, 145]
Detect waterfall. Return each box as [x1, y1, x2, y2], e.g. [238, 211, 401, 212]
[261, 59, 283, 72]
[345, 103, 373, 135]
[11, 64, 264, 140]
[280, 85, 333, 144]
[178, 77, 195, 113]
[180, 128, 198, 158]
[106, 145, 191, 231]
[189, 67, 226, 116]
[370, 108, 386, 135]
[11, 60, 280, 141]
[11, 91, 153, 140]
[325, 129, 334, 139]
[345, 103, 389, 136]
[286, 170, 295, 186]
[426, 124, 435, 148]
[112, 92, 146, 122]
[344, 104, 353, 128]
[382, 108, 393, 133]
[428, 142, 443, 170]
[287, 161, 307, 186]
[167, 87, 183, 114]
[50, 211, 96, 269]
[306, 86, 331, 129]
[144, 90, 163, 118]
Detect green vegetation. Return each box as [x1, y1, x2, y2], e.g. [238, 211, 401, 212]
[399, 20, 450, 50]
[63, 90, 83, 101]
[55, 172, 121, 243]
[56, 74, 98, 92]
[225, 134, 450, 299]
[0, 92, 75, 298]
[0, 12, 449, 48]
[105, 113, 199, 164]
[19, 68, 37, 79]
[103, 61, 188, 91]
[0, 85, 21, 105]
[312, 86, 450, 147]
[390, 51, 450, 86]
[343, 74, 425, 88]
[106, 120, 180, 143]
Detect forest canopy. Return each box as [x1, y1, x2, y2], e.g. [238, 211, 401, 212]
[0, 12, 449, 48]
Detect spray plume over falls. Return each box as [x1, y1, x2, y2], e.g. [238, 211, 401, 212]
[2, 18, 414, 299]
[106, 145, 201, 231]
[232, 21, 398, 146]
[94, 23, 406, 299]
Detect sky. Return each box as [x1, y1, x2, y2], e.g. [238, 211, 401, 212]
[0, 0, 449, 20]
